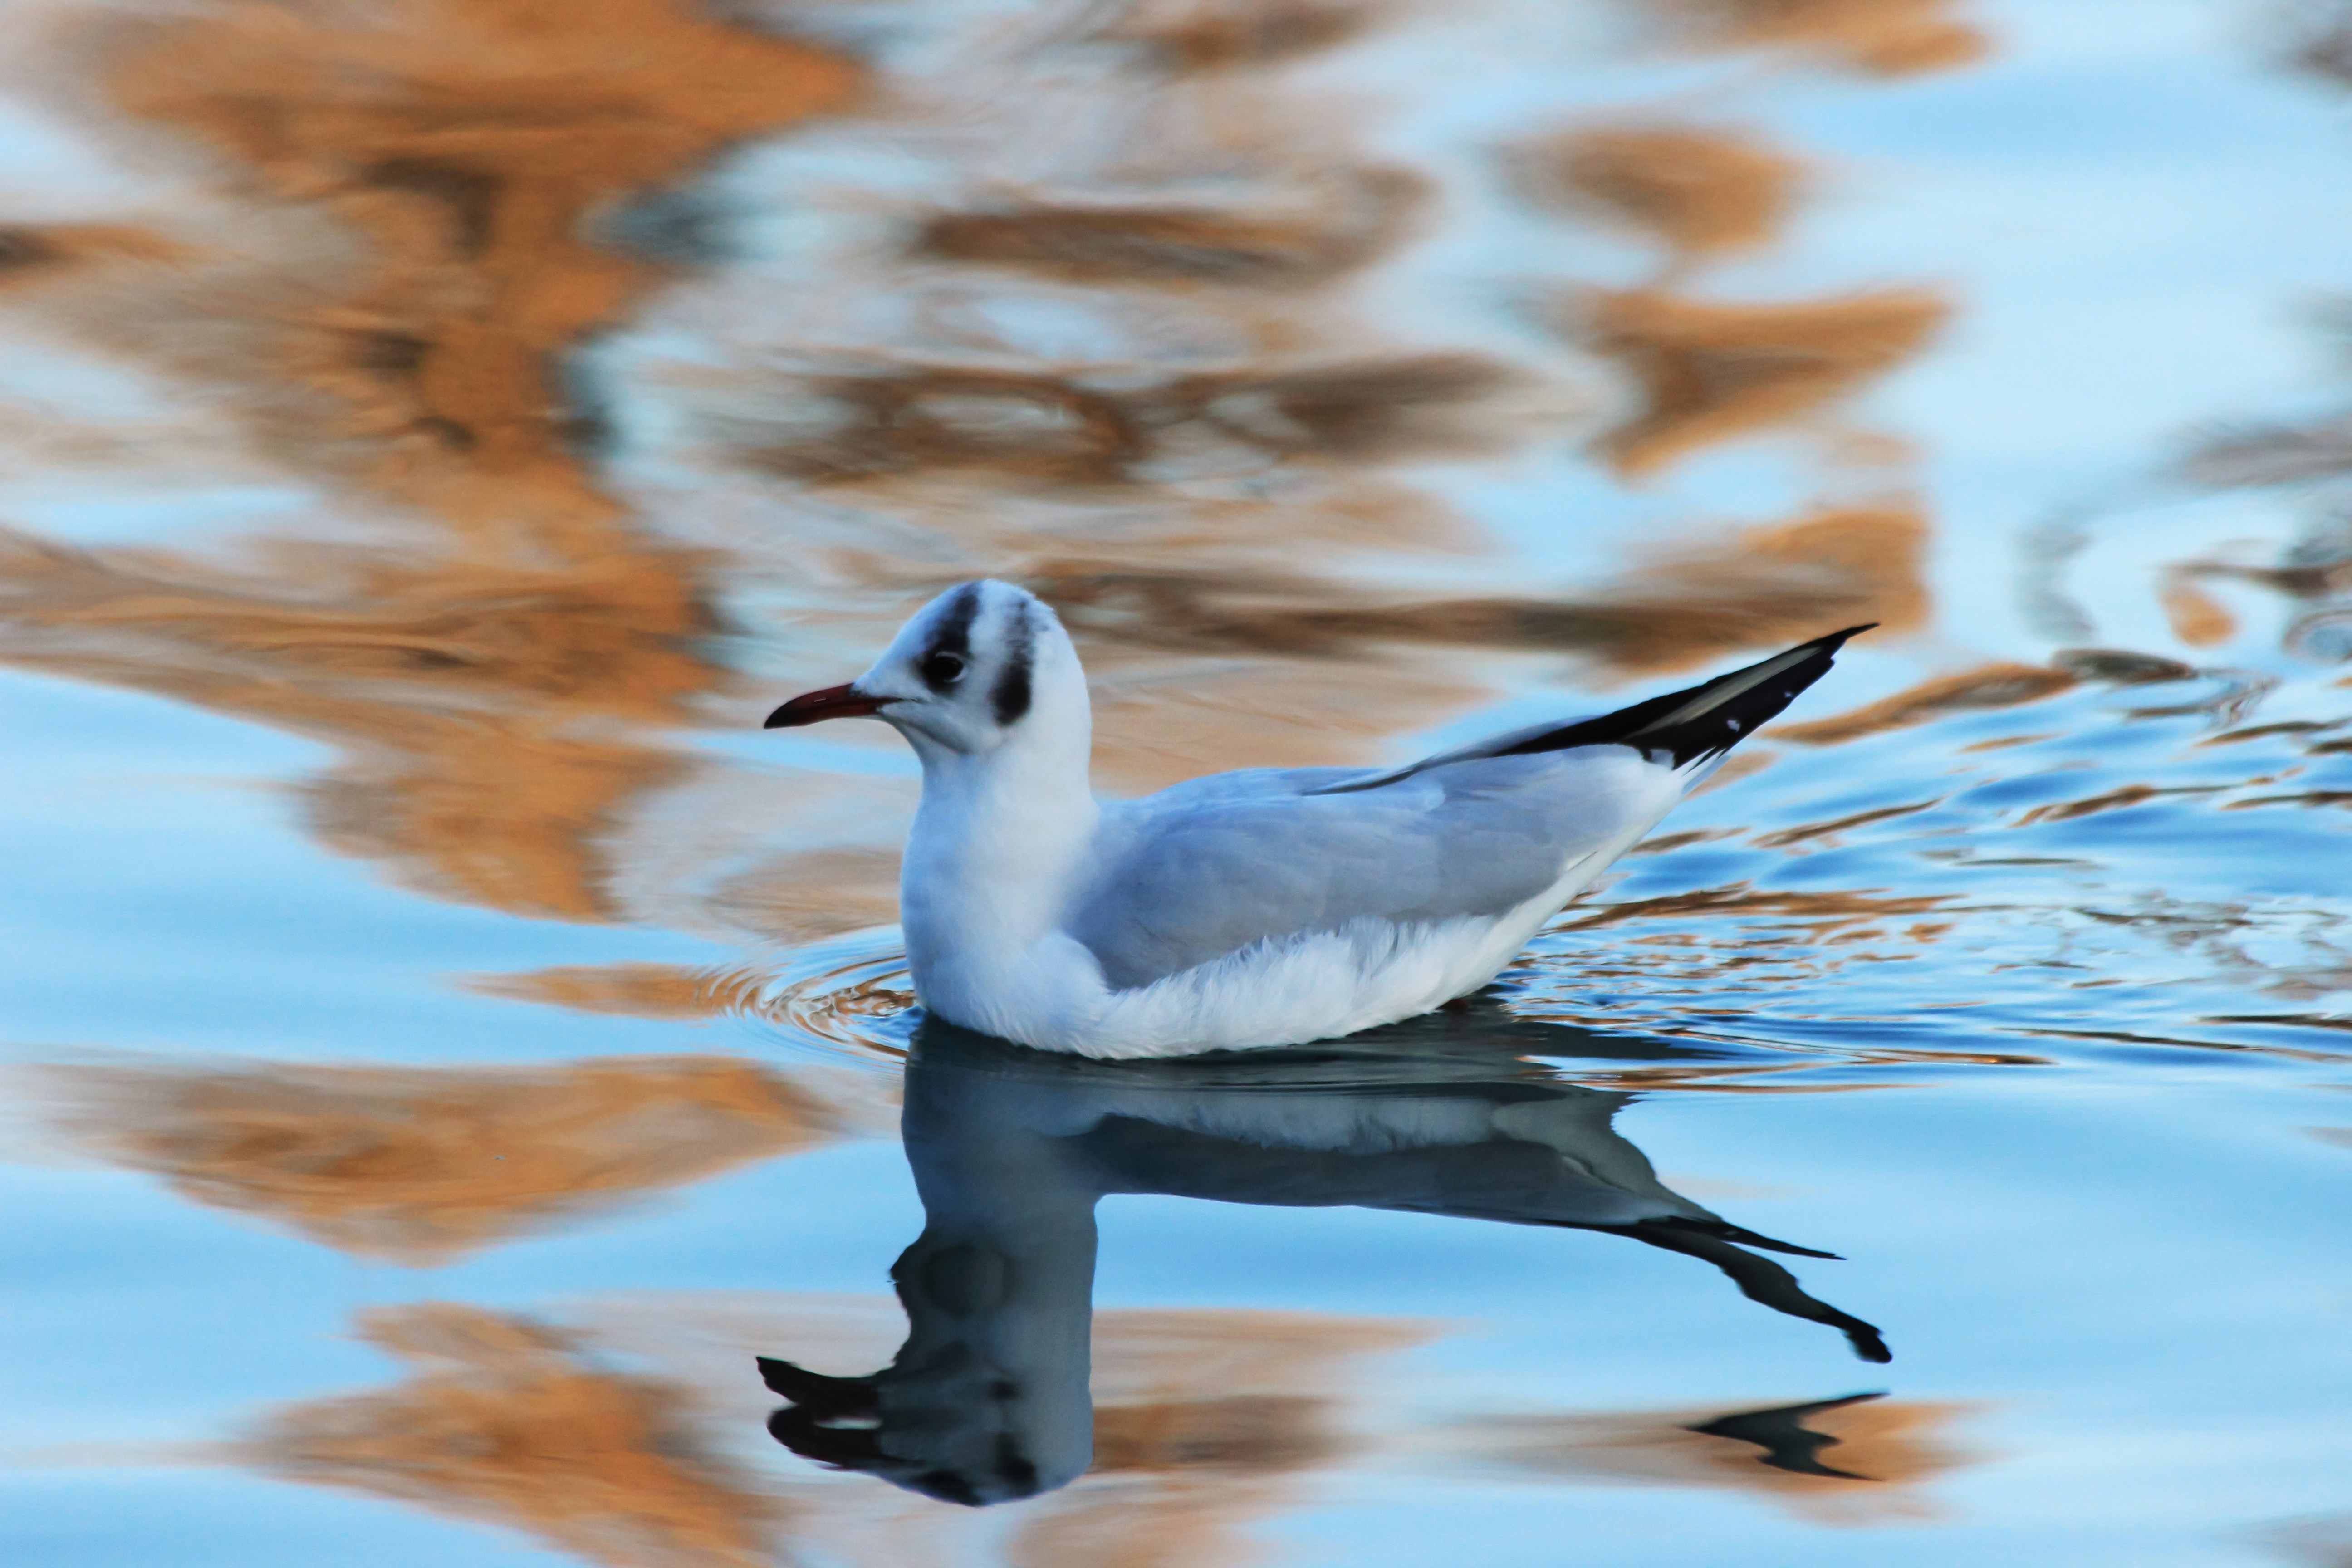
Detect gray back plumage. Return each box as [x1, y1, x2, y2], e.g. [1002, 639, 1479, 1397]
[1067, 748, 1666, 990]
[1063, 627, 1868, 992]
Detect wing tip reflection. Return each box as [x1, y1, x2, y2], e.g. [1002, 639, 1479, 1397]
[1686, 1391, 1891, 1480]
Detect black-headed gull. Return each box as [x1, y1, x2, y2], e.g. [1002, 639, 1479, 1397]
[767, 580, 1865, 1056]
[756, 1017, 1886, 1505]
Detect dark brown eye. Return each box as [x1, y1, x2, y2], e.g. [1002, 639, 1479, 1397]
[920, 652, 967, 688]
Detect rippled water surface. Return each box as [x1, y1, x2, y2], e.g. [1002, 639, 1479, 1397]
[7, 0, 2352, 1562]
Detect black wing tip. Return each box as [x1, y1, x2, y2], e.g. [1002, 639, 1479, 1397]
[1650, 1216, 1843, 1259]
[1501, 625, 1869, 767]
[1328, 623, 1879, 788]
[1801, 622, 1877, 653]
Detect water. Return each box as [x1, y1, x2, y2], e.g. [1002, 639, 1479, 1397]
[5, 0, 2352, 1562]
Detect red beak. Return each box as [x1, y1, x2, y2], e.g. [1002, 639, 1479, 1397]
[763, 683, 888, 728]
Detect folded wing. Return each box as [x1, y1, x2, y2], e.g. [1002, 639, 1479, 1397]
[1064, 627, 1868, 992]
[1068, 749, 1672, 990]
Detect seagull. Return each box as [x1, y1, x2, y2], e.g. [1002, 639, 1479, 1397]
[767, 579, 1867, 1057]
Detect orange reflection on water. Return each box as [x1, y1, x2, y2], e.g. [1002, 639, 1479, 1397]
[0, 0, 859, 927]
[467, 964, 769, 1020]
[729, 351, 1514, 492]
[245, 1289, 1983, 1559]
[1098, 0, 1388, 73]
[1015, 1310, 1436, 1568]
[247, 1293, 1433, 1568]
[1646, 0, 1991, 77]
[0, 531, 713, 920]
[99, 0, 860, 541]
[0, 224, 194, 279]
[40, 1055, 866, 1262]
[1559, 503, 1929, 674]
[2162, 573, 2240, 648]
[1510, 124, 1803, 265]
[912, 166, 1426, 289]
[1577, 288, 1950, 477]
[1554, 884, 1949, 933]
[1772, 662, 2079, 745]
[249, 1303, 782, 1568]
[1462, 1391, 1984, 1524]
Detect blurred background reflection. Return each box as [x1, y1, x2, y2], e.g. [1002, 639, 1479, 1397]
[5, 0, 2352, 1563]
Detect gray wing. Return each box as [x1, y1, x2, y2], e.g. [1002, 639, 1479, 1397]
[1065, 748, 1671, 990]
[1065, 626, 1871, 990]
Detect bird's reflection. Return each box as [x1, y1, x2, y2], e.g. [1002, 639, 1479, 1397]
[757, 1007, 1888, 1506]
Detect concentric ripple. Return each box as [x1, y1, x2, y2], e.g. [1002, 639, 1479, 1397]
[736, 933, 921, 1064]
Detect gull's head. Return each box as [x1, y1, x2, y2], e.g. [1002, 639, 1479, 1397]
[764, 579, 1083, 758]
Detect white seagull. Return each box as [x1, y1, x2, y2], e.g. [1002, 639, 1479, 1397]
[767, 580, 1865, 1057]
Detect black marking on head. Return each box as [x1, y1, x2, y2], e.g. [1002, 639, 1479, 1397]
[991, 599, 1035, 725]
[921, 583, 983, 694]
[1495, 624, 1873, 769]
[990, 1378, 1020, 1402]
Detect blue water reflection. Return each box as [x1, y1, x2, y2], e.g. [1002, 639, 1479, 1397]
[756, 1011, 1886, 1505]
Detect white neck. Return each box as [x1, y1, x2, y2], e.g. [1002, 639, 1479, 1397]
[897, 710, 1098, 975]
